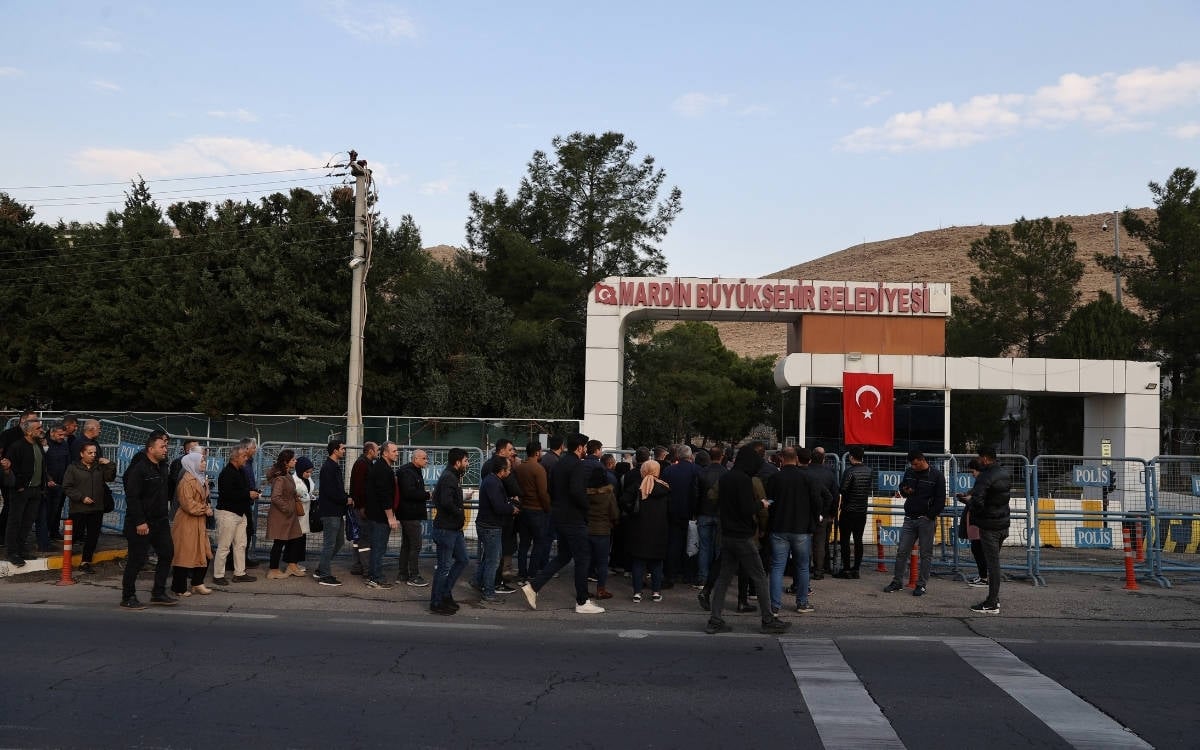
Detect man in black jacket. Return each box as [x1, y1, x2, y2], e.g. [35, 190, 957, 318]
[835, 446, 874, 578]
[4, 418, 46, 566]
[706, 445, 790, 635]
[809, 446, 839, 578]
[430, 448, 469, 615]
[121, 434, 175, 609]
[520, 433, 605, 615]
[314, 440, 349, 586]
[966, 446, 1011, 614]
[883, 451, 946, 597]
[363, 441, 401, 589]
[766, 447, 823, 614]
[0, 410, 38, 546]
[396, 449, 431, 587]
[213, 445, 259, 585]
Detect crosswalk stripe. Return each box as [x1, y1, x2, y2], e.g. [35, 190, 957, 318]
[944, 638, 1152, 749]
[780, 638, 906, 750]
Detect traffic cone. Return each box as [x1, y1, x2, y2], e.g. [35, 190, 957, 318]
[1122, 526, 1139, 591]
[56, 518, 76, 586]
[907, 546, 918, 588]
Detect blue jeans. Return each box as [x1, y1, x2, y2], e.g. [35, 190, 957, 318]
[473, 524, 503, 596]
[431, 527, 468, 606]
[631, 558, 663, 594]
[891, 516, 937, 588]
[316, 515, 344, 577]
[770, 532, 812, 610]
[696, 515, 719, 584]
[588, 534, 611, 588]
[532, 521, 590, 605]
[517, 509, 550, 578]
[366, 519, 392, 582]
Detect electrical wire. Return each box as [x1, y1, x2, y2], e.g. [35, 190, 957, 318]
[22, 175, 338, 204]
[25, 182, 344, 208]
[1, 166, 331, 191]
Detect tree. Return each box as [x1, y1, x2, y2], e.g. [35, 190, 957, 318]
[622, 323, 774, 446]
[1098, 167, 1200, 452]
[0, 193, 58, 406]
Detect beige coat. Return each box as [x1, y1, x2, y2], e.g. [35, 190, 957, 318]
[267, 471, 303, 541]
[171, 473, 214, 568]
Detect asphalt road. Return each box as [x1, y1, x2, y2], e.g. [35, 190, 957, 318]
[2, 601, 1198, 749]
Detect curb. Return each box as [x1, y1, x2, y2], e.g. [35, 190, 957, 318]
[0, 548, 128, 578]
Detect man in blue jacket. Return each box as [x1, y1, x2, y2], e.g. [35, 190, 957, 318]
[883, 450, 946, 597]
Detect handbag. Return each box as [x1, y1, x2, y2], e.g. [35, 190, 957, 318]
[103, 485, 115, 513]
[686, 519, 700, 557]
[294, 501, 305, 517]
[309, 500, 324, 533]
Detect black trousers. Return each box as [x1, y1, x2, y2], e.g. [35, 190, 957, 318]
[978, 527, 1007, 605]
[839, 511, 867, 571]
[4, 487, 43, 559]
[70, 512, 104, 563]
[269, 537, 305, 568]
[398, 520, 423, 578]
[172, 565, 209, 594]
[710, 536, 773, 624]
[123, 521, 173, 599]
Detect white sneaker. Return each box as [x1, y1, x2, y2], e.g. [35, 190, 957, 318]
[575, 599, 605, 614]
[521, 583, 537, 610]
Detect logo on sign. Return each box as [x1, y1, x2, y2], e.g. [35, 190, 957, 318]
[878, 471, 903, 492]
[1072, 465, 1112, 488]
[1075, 527, 1113, 548]
[879, 526, 901, 545]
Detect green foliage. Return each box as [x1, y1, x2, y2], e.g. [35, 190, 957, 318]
[622, 323, 774, 446]
[1099, 167, 1200, 446]
[1048, 291, 1147, 360]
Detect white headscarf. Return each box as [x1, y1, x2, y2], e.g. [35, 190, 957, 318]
[181, 451, 207, 496]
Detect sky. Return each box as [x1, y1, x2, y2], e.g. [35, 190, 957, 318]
[3, 1, 1200, 278]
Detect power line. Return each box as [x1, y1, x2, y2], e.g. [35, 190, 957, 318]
[0, 166, 333, 191]
[22, 175, 340, 204]
[26, 182, 344, 209]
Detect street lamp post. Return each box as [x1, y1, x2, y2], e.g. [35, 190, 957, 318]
[1101, 211, 1121, 306]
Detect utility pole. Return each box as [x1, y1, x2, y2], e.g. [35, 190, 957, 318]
[346, 150, 371, 456]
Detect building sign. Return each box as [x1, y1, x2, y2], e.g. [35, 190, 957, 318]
[1073, 465, 1113, 488]
[592, 278, 950, 316]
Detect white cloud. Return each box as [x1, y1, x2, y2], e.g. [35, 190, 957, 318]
[860, 91, 892, 108]
[1171, 122, 1200, 139]
[323, 0, 416, 41]
[72, 136, 326, 178]
[82, 30, 122, 53]
[672, 92, 730, 117]
[91, 80, 122, 92]
[419, 178, 452, 195]
[0, 66, 22, 77]
[841, 61, 1200, 152]
[208, 108, 259, 123]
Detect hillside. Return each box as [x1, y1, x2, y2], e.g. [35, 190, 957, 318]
[706, 209, 1154, 360]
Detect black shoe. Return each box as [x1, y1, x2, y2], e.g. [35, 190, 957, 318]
[79, 562, 96, 575]
[697, 591, 711, 611]
[736, 602, 757, 613]
[883, 581, 903, 593]
[494, 583, 518, 594]
[705, 619, 732, 635]
[232, 574, 257, 582]
[833, 570, 853, 579]
[761, 618, 792, 635]
[430, 602, 455, 616]
[970, 600, 1000, 614]
[810, 572, 824, 580]
[7, 556, 26, 568]
[150, 593, 179, 606]
[913, 585, 926, 597]
[120, 597, 146, 610]
[850, 570, 860, 579]
[443, 597, 461, 612]
[317, 575, 343, 586]
[212, 577, 230, 586]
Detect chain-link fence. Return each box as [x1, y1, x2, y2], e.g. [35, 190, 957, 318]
[1031, 455, 1154, 584]
[1148, 455, 1200, 582]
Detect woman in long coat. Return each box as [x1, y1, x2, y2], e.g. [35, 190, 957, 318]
[170, 451, 214, 596]
[626, 459, 671, 602]
[266, 450, 305, 579]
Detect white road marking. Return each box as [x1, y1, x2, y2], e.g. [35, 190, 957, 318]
[329, 617, 503, 631]
[781, 638, 906, 750]
[944, 637, 1152, 749]
[0, 602, 73, 610]
[156, 609, 277, 620]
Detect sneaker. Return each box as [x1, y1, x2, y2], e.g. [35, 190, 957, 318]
[698, 591, 712, 611]
[705, 620, 732, 635]
[79, 562, 96, 575]
[443, 597, 461, 612]
[120, 597, 146, 610]
[833, 570, 853, 579]
[796, 603, 815, 614]
[761, 618, 792, 635]
[691, 582, 705, 590]
[318, 575, 343, 586]
[212, 577, 231, 586]
[587, 575, 598, 582]
[480, 594, 501, 603]
[575, 600, 605, 614]
[913, 585, 926, 597]
[406, 575, 430, 587]
[967, 577, 989, 588]
[365, 578, 392, 590]
[651, 593, 663, 602]
[810, 572, 824, 580]
[7, 557, 26, 568]
[232, 574, 256, 583]
[970, 601, 1000, 614]
[883, 581, 903, 593]
[632, 593, 642, 602]
[150, 593, 179, 606]
[494, 583, 517, 594]
[520, 583, 538, 610]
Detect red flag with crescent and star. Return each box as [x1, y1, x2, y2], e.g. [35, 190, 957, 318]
[842, 372, 894, 446]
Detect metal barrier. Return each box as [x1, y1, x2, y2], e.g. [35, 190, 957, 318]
[859, 452, 959, 575]
[1148, 455, 1200, 584]
[949, 453, 1036, 584]
[1031, 455, 1161, 586]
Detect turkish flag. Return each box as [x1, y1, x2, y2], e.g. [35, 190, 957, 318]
[842, 372, 894, 446]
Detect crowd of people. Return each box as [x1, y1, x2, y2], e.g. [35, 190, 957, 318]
[1, 411, 1012, 626]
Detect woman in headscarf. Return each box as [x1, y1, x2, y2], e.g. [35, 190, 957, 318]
[266, 450, 305, 579]
[292, 455, 315, 570]
[170, 450, 214, 596]
[626, 459, 671, 602]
